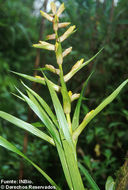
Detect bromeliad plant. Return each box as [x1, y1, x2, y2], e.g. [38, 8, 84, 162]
[0, 2, 128, 190]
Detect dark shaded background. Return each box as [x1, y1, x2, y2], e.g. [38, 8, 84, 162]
[0, 0, 128, 189]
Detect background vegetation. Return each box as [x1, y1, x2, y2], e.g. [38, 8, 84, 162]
[0, 0, 128, 189]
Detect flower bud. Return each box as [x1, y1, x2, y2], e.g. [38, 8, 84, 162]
[94, 144, 101, 157]
[68, 91, 72, 98]
[35, 76, 45, 80]
[33, 41, 55, 51]
[40, 10, 53, 22]
[83, 110, 94, 120]
[58, 22, 71, 28]
[56, 3, 65, 17]
[71, 93, 80, 102]
[60, 25, 76, 42]
[72, 58, 84, 71]
[50, 2, 56, 15]
[55, 42, 63, 65]
[63, 47, 72, 57]
[45, 64, 60, 75]
[53, 15, 59, 31]
[46, 34, 56, 40]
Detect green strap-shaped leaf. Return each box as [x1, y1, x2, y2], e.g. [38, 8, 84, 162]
[16, 87, 61, 145]
[62, 140, 85, 190]
[11, 71, 60, 92]
[72, 72, 93, 131]
[55, 141, 73, 190]
[44, 75, 72, 143]
[78, 162, 100, 190]
[0, 136, 61, 190]
[73, 79, 128, 140]
[105, 176, 115, 190]
[64, 48, 103, 82]
[31, 122, 45, 128]
[11, 71, 45, 85]
[11, 92, 25, 102]
[0, 111, 54, 146]
[21, 81, 58, 127]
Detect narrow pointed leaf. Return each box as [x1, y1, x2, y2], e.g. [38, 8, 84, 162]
[11, 92, 25, 102]
[0, 136, 60, 189]
[31, 122, 45, 128]
[73, 79, 128, 140]
[11, 71, 45, 85]
[0, 111, 54, 145]
[11, 71, 60, 92]
[62, 141, 85, 190]
[21, 81, 58, 127]
[72, 72, 93, 131]
[55, 141, 73, 189]
[78, 162, 100, 190]
[16, 88, 60, 145]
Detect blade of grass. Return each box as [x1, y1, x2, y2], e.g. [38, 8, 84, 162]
[31, 122, 45, 128]
[0, 111, 55, 146]
[11, 71, 60, 92]
[78, 162, 100, 190]
[11, 92, 25, 101]
[73, 79, 128, 140]
[62, 140, 85, 190]
[21, 81, 58, 127]
[16, 87, 61, 145]
[11, 71, 45, 85]
[0, 136, 61, 190]
[72, 72, 93, 131]
[55, 141, 73, 189]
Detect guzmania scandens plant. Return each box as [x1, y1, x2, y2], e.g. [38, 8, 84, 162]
[0, 2, 128, 190]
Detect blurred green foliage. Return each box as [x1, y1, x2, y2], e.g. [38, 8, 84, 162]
[0, 0, 128, 189]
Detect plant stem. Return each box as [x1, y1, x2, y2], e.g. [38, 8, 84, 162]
[61, 140, 85, 190]
[52, 12, 85, 190]
[66, 113, 72, 134]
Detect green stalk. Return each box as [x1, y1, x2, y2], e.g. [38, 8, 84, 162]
[61, 140, 85, 190]
[52, 13, 85, 190]
[66, 113, 72, 134]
